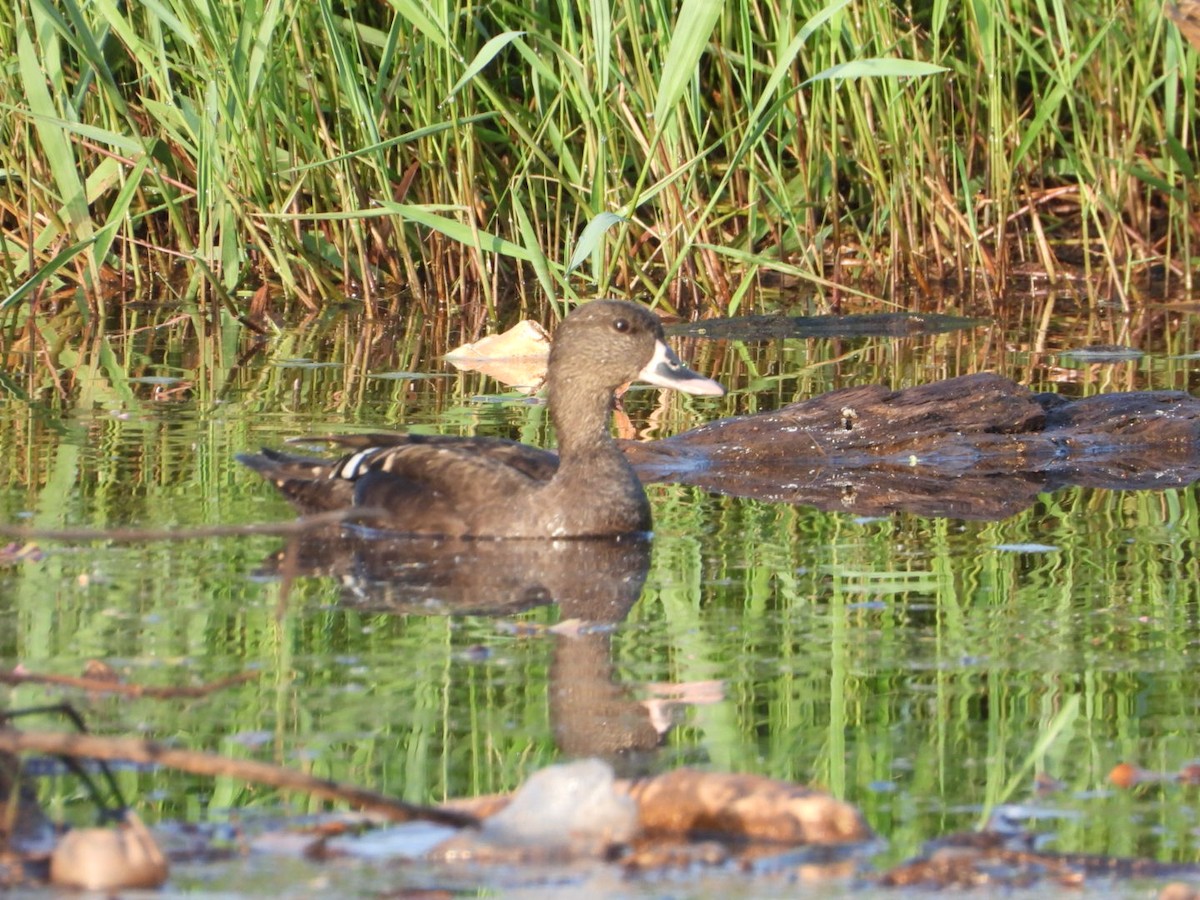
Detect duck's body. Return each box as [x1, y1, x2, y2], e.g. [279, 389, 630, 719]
[239, 300, 724, 538]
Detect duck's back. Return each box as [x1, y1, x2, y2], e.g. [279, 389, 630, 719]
[239, 433, 565, 537]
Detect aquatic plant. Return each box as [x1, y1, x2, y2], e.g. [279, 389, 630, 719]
[0, 0, 1194, 316]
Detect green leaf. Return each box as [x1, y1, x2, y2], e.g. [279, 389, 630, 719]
[0, 237, 96, 311]
[284, 112, 500, 173]
[91, 152, 152, 269]
[804, 58, 949, 84]
[749, 0, 850, 128]
[270, 203, 535, 262]
[388, 204, 534, 261]
[448, 31, 525, 101]
[16, 15, 92, 238]
[0, 105, 143, 154]
[588, 0, 612, 93]
[566, 212, 626, 274]
[246, 0, 287, 101]
[511, 195, 564, 316]
[652, 0, 723, 130]
[1164, 133, 1195, 181]
[385, 0, 450, 52]
[1129, 165, 1187, 201]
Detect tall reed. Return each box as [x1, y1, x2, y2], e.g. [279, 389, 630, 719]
[0, 0, 1195, 317]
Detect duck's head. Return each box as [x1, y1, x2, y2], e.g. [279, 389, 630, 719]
[548, 300, 725, 400]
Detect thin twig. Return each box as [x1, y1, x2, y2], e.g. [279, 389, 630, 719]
[0, 730, 478, 828]
[0, 509, 389, 544]
[0, 670, 259, 699]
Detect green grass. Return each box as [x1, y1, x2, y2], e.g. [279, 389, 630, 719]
[0, 0, 1197, 317]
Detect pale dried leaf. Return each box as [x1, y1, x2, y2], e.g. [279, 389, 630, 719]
[444, 320, 551, 392]
[444, 319, 550, 362]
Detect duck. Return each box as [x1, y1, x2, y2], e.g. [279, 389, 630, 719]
[238, 300, 725, 537]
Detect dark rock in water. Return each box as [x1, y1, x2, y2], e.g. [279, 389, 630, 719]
[624, 372, 1200, 520]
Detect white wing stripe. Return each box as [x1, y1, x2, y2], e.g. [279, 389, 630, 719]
[337, 448, 378, 480]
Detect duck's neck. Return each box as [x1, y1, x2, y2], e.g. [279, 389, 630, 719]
[548, 381, 623, 467]
[545, 378, 651, 534]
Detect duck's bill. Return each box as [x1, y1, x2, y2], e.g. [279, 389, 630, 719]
[638, 340, 726, 396]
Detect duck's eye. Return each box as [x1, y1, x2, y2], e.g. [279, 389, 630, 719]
[613, 318, 630, 333]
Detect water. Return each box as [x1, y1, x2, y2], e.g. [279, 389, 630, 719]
[2, 299, 1200, 892]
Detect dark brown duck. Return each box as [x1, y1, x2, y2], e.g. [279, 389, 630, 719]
[239, 300, 725, 537]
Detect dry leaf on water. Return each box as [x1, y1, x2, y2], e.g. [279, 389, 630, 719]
[443, 320, 550, 391]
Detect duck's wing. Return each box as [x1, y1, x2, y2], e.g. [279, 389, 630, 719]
[294, 433, 560, 482]
[238, 434, 560, 533]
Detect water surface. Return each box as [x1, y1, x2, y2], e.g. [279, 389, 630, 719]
[2, 298, 1199, 892]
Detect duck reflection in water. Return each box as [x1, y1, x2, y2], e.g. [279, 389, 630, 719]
[241, 300, 726, 765]
[257, 531, 719, 769]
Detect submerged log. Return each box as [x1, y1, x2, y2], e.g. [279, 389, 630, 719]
[625, 373, 1200, 520]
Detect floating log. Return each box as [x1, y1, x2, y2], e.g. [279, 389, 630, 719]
[666, 312, 984, 341]
[625, 373, 1200, 519]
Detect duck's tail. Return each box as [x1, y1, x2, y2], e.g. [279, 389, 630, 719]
[237, 449, 355, 513]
